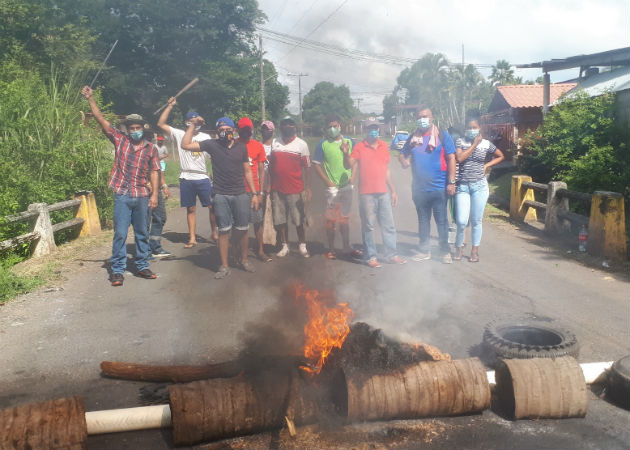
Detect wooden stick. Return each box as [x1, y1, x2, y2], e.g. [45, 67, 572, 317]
[89, 40, 118, 88]
[153, 77, 199, 115]
[100, 360, 242, 383]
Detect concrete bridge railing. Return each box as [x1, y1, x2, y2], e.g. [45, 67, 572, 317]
[0, 191, 101, 258]
[510, 175, 627, 261]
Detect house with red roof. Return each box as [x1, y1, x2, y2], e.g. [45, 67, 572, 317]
[481, 83, 577, 159]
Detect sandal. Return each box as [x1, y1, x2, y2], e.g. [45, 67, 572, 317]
[366, 258, 382, 268]
[325, 251, 337, 260]
[110, 273, 124, 287]
[469, 252, 479, 263]
[342, 248, 363, 259]
[137, 269, 157, 279]
[184, 242, 197, 249]
[453, 247, 464, 261]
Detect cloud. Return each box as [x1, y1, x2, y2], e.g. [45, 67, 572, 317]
[259, 0, 629, 113]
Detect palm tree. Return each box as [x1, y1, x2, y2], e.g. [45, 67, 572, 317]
[490, 59, 516, 86]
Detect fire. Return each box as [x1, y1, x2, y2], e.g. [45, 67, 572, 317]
[293, 283, 353, 375]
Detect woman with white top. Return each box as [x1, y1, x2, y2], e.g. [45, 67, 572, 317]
[454, 119, 504, 262]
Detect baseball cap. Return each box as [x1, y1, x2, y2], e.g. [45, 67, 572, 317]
[237, 117, 254, 130]
[185, 112, 200, 121]
[122, 113, 147, 126]
[215, 117, 235, 128]
[261, 120, 275, 131]
[157, 135, 164, 141]
[279, 116, 296, 126]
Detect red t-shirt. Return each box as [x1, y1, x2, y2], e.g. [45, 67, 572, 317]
[240, 138, 267, 192]
[269, 136, 311, 194]
[351, 139, 390, 194]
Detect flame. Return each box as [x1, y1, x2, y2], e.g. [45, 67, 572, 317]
[293, 283, 353, 375]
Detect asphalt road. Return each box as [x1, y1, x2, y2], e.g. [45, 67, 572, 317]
[1, 163, 629, 450]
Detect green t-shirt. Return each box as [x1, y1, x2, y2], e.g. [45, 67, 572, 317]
[313, 137, 353, 187]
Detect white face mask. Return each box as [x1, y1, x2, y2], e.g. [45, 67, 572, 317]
[185, 122, 201, 132]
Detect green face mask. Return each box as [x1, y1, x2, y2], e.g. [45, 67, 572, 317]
[327, 126, 341, 139]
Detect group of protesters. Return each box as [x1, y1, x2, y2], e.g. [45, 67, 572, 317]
[81, 85, 503, 285]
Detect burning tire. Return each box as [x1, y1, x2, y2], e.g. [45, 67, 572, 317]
[482, 321, 579, 365]
[606, 355, 630, 409]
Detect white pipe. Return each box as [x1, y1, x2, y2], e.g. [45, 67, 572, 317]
[85, 404, 171, 435]
[83, 361, 615, 436]
[485, 360, 613, 386]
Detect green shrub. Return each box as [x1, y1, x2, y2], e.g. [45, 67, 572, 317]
[0, 255, 43, 304]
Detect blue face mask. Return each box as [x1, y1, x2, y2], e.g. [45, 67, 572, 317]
[129, 130, 143, 140]
[367, 129, 379, 139]
[465, 129, 480, 140]
[417, 118, 431, 129]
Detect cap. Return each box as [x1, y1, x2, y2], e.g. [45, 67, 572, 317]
[279, 116, 296, 126]
[215, 117, 235, 128]
[157, 135, 165, 141]
[237, 117, 254, 130]
[364, 117, 380, 128]
[122, 114, 147, 126]
[185, 111, 200, 121]
[261, 120, 275, 131]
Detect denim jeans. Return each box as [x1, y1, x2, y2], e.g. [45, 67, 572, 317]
[111, 193, 151, 274]
[412, 189, 450, 254]
[455, 178, 489, 247]
[359, 193, 398, 261]
[148, 190, 166, 253]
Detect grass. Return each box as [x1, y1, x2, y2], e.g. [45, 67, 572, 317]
[487, 170, 515, 203]
[0, 256, 45, 304]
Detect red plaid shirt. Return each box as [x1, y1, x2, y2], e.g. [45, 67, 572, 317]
[105, 127, 161, 197]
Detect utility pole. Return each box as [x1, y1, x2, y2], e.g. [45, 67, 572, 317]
[259, 34, 266, 121]
[461, 43, 465, 128]
[288, 73, 308, 136]
[355, 97, 363, 112]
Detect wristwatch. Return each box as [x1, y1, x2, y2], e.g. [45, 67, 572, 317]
[448, 179, 457, 185]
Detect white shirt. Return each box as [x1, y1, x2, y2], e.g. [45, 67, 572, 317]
[168, 126, 211, 181]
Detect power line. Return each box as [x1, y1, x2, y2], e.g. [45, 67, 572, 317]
[258, 26, 495, 69]
[273, 0, 350, 64]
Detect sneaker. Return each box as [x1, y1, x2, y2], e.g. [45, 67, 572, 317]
[412, 251, 431, 262]
[240, 259, 256, 273]
[276, 243, 289, 257]
[152, 250, 172, 258]
[366, 258, 382, 268]
[298, 243, 310, 258]
[387, 255, 407, 265]
[110, 273, 124, 286]
[214, 266, 231, 279]
[136, 268, 157, 279]
[442, 253, 453, 264]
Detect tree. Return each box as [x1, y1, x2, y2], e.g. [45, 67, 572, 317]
[518, 91, 628, 200]
[302, 82, 357, 134]
[490, 59, 517, 86]
[49, 0, 288, 123]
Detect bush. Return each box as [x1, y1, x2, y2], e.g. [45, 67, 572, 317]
[0, 255, 43, 304]
[518, 91, 629, 197]
[0, 58, 115, 246]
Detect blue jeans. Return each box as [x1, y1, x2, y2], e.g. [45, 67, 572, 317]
[359, 193, 398, 261]
[148, 190, 166, 253]
[111, 194, 151, 274]
[455, 178, 489, 247]
[412, 189, 449, 254]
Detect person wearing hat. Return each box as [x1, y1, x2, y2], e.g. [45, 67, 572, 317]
[237, 117, 271, 262]
[182, 115, 261, 279]
[268, 116, 312, 258]
[157, 97, 218, 248]
[81, 85, 161, 286]
[350, 118, 407, 268]
[156, 135, 169, 172]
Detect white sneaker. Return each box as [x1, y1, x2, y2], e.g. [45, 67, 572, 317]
[276, 243, 289, 257]
[299, 243, 310, 258]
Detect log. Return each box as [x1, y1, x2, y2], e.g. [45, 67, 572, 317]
[344, 358, 490, 422]
[494, 356, 588, 419]
[0, 397, 87, 450]
[168, 369, 319, 446]
[100, 360, 243, 382]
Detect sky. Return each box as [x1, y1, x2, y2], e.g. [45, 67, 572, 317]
[255, 0, 630, 114]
